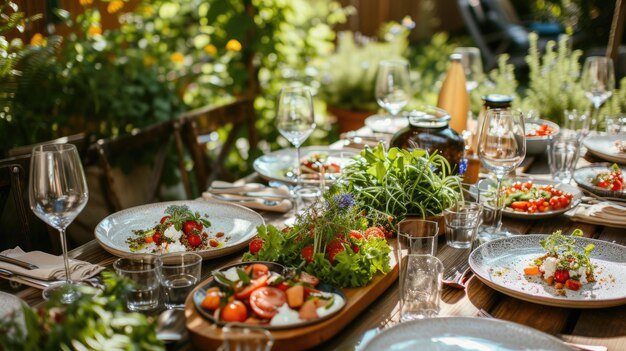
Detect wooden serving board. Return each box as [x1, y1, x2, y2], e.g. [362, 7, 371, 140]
[184, 243, 399, 351]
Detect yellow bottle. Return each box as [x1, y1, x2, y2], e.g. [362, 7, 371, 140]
[437, 54, 469, 134]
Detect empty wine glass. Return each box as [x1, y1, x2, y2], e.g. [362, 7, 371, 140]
[375, 59, 411, 128]
[581, 56, 615, 132]
[276, 86, 316, 190]
[29, 144, 89, 303]
[453, 47, 483, 93]
[477, 109, 526, 240]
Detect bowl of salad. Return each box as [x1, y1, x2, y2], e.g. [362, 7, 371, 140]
[573, 163, 626, 199]
[525, 118, 560, 155]
[477, 178, 582, 219]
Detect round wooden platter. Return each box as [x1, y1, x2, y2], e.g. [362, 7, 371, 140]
[184, 248, 399, 351]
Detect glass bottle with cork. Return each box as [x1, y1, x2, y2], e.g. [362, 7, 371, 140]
[437, 53, 470, 135]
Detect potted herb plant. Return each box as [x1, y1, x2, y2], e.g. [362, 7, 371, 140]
[339, 143, 463, 233]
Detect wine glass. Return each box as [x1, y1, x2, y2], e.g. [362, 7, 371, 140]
[276, 86, 316, 190]
[375, 59, 411, 128]
[477, 109, 526, 240]
[453, 47, 483, 93]
[581, 56, 615, 132]
[29, 143, 89, 303]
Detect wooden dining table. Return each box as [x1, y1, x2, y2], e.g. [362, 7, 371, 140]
[2, 137, 626, 351]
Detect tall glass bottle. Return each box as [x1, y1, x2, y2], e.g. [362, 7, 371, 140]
[437, 54, 469, 134]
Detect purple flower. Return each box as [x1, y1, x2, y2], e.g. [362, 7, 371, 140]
[333, 194, 356, 210]
[459, 158, 467, 175]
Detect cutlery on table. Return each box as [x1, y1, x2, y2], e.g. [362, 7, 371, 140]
[239, 192, 293, 199]
[443, 263, 472, 289]
[210, 194, 279, 207]
[0, 254, 38, 270]
[476, 309, 607, 351]
[209, 182, 266, 192]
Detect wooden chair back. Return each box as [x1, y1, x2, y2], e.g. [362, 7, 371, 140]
[175, 98, 258, 199]
[93, 120, 176, 212]
[0, 154, 58, 253]
[8, 133, 94, 162]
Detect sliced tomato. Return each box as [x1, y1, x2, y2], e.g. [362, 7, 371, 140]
[297, 271, 320, 287]
[249, 287, 287, 319]
[234, 274, 269, 300]
[160, 215, 171, 224]
[250, 263, 270, 279]
[183, 220, 202, 235]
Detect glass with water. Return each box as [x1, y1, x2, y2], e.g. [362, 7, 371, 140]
[156, 253, 202, 309]
[113, 255, 160, 311]
[443, 202, 483, 249]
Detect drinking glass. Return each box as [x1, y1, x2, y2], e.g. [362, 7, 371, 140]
[477, 109, 526, 239]
[156, 252, 202, 309]
[547, 134, 580, 184]
[581, 56, 615, 132]
[453, 47, 483, 93]
[276, 86, 316, 189]
[399, 254, 443, 321]
[563, 109, 590, 139]
[443, 201, 483, 249]
[29, 144, 88, 303]
[375, 59, 411, 128]
[114, 255, 160, 311]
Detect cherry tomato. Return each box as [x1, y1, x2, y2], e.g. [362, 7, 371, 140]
[559, 196, 570, 208]
[234, 274, 269, 300]
[152, 232, 162, 245]
[554, 269, 570, 284]
[221, 300, 248, 322]
[249, 238, 264, 254]
[249, 287, 287, 319]
[326, 240, 345, 264]
[201, 290, 222, 311]
[349, 230, 364, 240]
[612, 180, 622, 191]
[364, 227, 385, 240]
[188, 234, 202, 247]
[300, 245, 314, 263]
[275, 282, 291, 291]
[183, 220, 202, 235]
[565, 279, 582, 291]
[160, 215, 171, 224]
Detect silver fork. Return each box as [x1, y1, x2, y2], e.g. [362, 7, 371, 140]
[476, 309, 607, 351]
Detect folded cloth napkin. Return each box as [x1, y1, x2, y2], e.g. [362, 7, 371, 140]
[0, 247, 104, 282]
[571, 203, 626, 228]
[203, 181, 293, 213]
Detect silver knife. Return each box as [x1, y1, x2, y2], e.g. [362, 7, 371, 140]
[0, 255, 39, 270]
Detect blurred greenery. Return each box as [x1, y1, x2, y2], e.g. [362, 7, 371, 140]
[0, 271, 164, 351]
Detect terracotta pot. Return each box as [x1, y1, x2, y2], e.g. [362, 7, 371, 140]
[326, 105, 375, 133]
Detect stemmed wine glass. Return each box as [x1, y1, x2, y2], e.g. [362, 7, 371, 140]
[375, 60, 411, 129]
[477, 109, 526, 240]
[29, 143, 89, 303]
[276, 86, 316, 190]
[581, 56, 615, 133]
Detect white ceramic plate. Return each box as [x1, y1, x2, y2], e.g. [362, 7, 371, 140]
[253, 146, 359, 185]
[477, 178, 582, 219]
[583, 134, 626, 164]
[573, 163, 626, 200]
[95, 200, 264, 260]
[362, 317, 570, 351]
[469, 234, 626, 308]
[364, 114, 409, 134]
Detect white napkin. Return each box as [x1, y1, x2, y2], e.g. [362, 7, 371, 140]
[203, 181, 293, 213]
[0, 247, 104, 282]
[571, 203, 626, 228]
